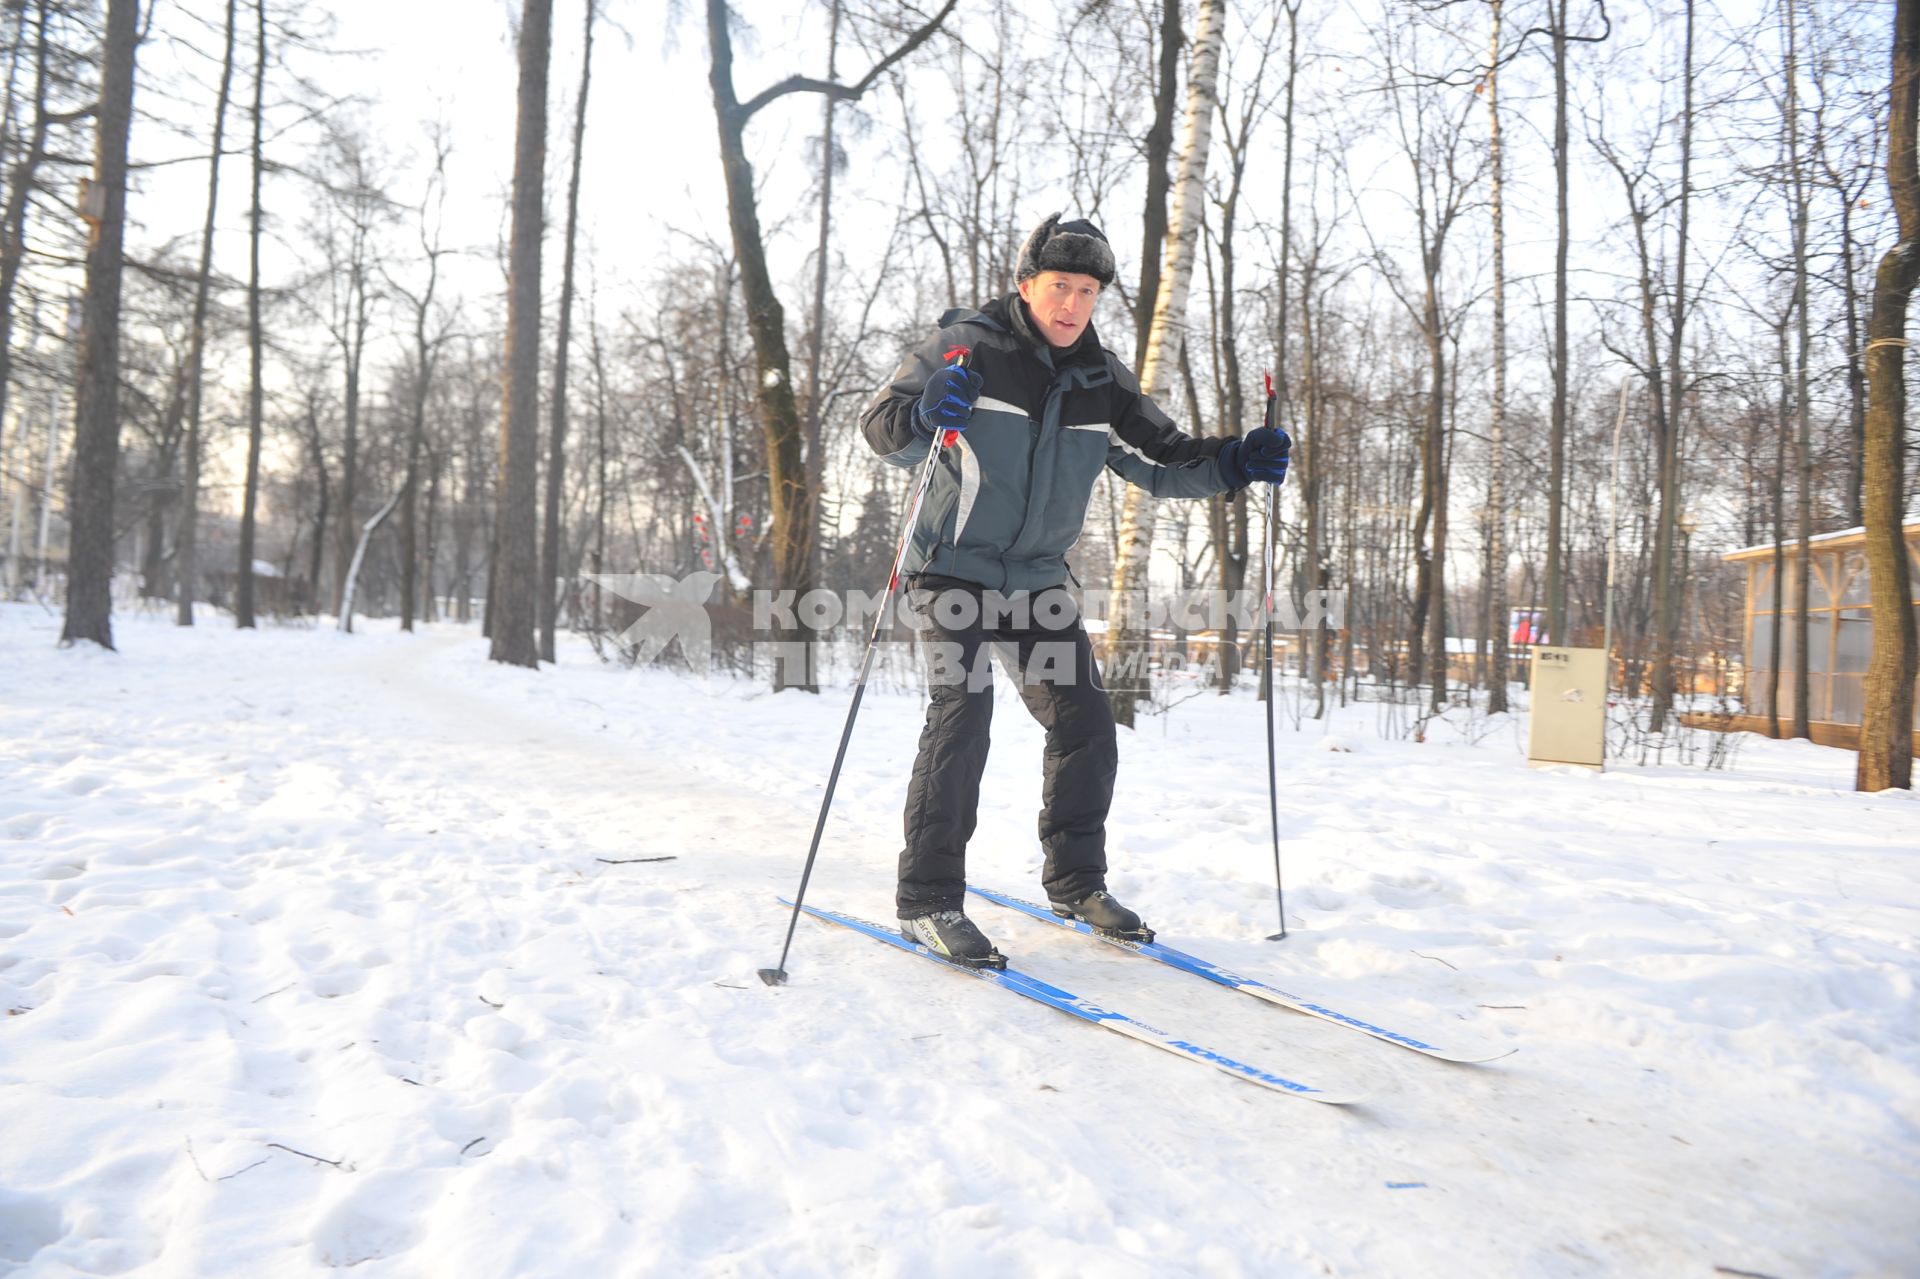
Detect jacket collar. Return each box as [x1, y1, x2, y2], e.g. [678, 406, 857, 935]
[983, 293, 1102, 371]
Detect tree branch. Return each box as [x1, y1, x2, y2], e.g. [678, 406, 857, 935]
[731, 0, 958, 125]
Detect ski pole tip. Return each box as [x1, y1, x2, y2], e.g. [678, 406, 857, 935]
[757, 967, 789, 987]
[1265, 930, 1289, 942]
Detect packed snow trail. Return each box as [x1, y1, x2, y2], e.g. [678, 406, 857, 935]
[787, 900, 1365, 1103]
[1, 605, 1916, 1277]
[969, 885, 1514, 1063]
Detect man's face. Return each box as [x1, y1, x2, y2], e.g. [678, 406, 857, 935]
[1018, 270, 1101, 348]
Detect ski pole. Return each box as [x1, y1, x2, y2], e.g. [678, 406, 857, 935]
[759, 346, 972, 986]
[1260, 370, 1288, 942]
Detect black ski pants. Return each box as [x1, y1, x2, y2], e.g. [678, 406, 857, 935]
[897, 574, 1118, 918]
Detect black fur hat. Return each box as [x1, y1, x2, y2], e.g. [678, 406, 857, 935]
[1015, 212, 1116, 287]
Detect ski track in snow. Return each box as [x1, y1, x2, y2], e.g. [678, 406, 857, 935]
[0, 602, 1915, 1277]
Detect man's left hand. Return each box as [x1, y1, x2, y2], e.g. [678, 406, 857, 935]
[1223, 426, 1292, 488]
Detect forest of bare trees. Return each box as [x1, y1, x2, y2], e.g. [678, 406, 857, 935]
[2, 0, 1914, 788]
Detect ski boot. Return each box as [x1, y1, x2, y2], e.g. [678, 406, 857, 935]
[1049, 889, 1155, 943]
[902, 910, 1008, 970]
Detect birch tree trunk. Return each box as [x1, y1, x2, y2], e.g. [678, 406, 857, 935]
[339, 488, 404, 634]
[59, 0, 139, 649]
[1104, 0, 1226, 727]
[1857, 0, 1920, 792]
[489, 0, 552, 669]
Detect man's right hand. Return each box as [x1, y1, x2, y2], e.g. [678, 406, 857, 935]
[1222, 426, 1292, 487]
[914, 365, 985, 439]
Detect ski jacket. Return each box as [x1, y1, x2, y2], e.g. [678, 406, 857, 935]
[861, 294, 1238, 593]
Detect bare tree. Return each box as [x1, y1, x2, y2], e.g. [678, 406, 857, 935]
[1591, 1, 1700, 733]
[1535, 0, 1610, 645]
[704, 0, 955, 691]
[304, 124, 390, 618]
[1370, 13, 1487, 712]
[1203, 2, 1289, 694]
[392, 131, 455, 633]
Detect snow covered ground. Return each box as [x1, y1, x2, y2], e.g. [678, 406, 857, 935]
[1, 600, 1915, 1278]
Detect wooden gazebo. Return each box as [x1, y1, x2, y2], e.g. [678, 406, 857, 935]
[1718, 520, 1920, 749]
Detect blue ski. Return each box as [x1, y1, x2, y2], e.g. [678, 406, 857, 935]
[969, 885, 1514, 1065]
[785, 899, 1364, 1104]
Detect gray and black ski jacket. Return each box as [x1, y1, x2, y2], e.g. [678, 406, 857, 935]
[861, 295, 1240, 593]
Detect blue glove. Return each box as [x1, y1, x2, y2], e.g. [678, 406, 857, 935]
[1222, 426, 1291, 488]
[914, 365, 985, 439]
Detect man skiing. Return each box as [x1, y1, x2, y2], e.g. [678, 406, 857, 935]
[860, 212, 1292, 967]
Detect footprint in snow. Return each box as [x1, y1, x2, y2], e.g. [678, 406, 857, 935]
[310, 1174, 430, 1269]
[0, 1190, 64, 1266]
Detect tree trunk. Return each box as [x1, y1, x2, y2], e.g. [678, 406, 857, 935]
[175, 0, 237, 626]
[1106, 0, 1226, 727]
[1838, 184, 1869, 530]
[1207, 138, 1251, 694]
[1486, 0, 1510, 713]
[541, 0, 594, 662]
[1424, 307, 1448, 713]
[1857, 0, 1920, 792]
[234, 0, 267, 630]
[800, 2, 838, 615]
[1135, 0, 1180, 366]
[59, 0, 139, 649]
[1787, 0, 1814, 739]
[1650, 0, 1696, 733]
[402, 144, 451, 634]
[400, 351, 429, 631]
[489, 0, 552, 669]
[1765, 317, 1787, 737]
[1545, 0, 1570, 643]
[339, 487, 403, 634]
[421, 445, 441, 622]
[708, 4, 815, 690]
[589, 299, 609, 634]
[1264, 0, 1300, 708]
[1301, 274, 1326, 717]
[305, 410, 328, 615]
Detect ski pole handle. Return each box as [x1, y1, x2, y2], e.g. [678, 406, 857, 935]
[936, 345, 972, 447]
